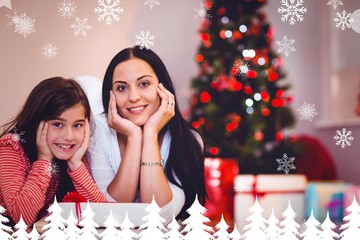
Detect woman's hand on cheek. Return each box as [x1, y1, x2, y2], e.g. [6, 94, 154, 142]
[67, 119, 89, 171]
[144, 83, 175, 134]
[36, 121, 53, 162]
[108, 90, 141, 137]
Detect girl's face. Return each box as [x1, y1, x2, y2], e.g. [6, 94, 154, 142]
[112, 58, 161, 126]
[46, 102, 86, 160]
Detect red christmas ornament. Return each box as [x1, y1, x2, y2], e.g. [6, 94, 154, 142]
[276, 132, 283, 141]
[209, 147, 219, 155]
[268, 72, 278, 82]
[246, 70, 257, 78]
[192, 121, 200, 129]
[261, 107, 270, 116]
[200, 91, 211, 103]
[260, 91, 270, 102]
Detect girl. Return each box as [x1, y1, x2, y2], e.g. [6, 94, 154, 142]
[0, 77, 106, 227]
[86, 46, 206, 223]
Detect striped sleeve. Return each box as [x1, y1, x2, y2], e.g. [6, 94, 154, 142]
[0, 142, 52, 226]
[68, 162, 107, 202]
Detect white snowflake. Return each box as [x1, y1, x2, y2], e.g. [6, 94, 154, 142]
[233, 179, 253, 193]
[276, 153, 296, 175]
[42, 42, 59, 60]
[71, 17, 91, 36]
[144, 0, 160, 9]
[276, 35, 296, 57]
[327, 0, 343, 10]
[58, 0, 77, 19]
[277, 0, 307, 25]
[297, 102, 318, 121]
[233, 59, 249, 76]
[334, 128, 354, 148]
[135, 30, 155, 49]
[334, 10, 354, 30]
[94, 0, 124, 25]
[45, 161, 59, 177]
[11, 127, 26, 143]
[193, 1, 211, 23]
[7, 10, 36, 38]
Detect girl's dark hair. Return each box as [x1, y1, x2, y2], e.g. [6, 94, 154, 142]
[1, 77, 91, 203]
[102, 46, 206, 218]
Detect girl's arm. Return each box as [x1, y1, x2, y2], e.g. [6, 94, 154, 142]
[0, 139, 52, 226]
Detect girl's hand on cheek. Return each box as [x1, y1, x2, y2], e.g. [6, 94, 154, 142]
[108, 90, 141, 137]
[68, 119, 89, 171]
[144, 83, 175, 134]
[36, 121, 53, 162]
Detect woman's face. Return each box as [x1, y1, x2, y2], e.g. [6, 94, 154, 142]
[112, 58, 161, 126]
[46, 102, 86, 160]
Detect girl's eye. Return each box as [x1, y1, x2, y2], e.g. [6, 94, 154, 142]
[52, 122, 62, 128]
[74, 123, 83, 129]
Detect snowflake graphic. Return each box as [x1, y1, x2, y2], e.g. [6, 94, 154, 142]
[327, 0, 343, 10]
[94, 0, 124, 25]
[277, 0, 307, 25]
[42, 42, 59, 60]
[135, 31, 155, 50]
[71, 17, 91, 36]
[334, 10, 354, 30]
[334, 128, 354, 148]
[276, 153, 296, 175]
[232, 59, 249, 76]
[58, 0, 77, 19]
[234, 179, 253, 193]
[7, 127, 26, 143]
[297, 102, 318, 121]
[45, 161, 59, 177]
[193, 1, 211, 23]
[144, 0, 160, 9]
[7, 10, 36, 38]
[276, 35, 296, 57]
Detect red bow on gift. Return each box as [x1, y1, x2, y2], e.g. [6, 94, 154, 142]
[62, 191, 86, 222]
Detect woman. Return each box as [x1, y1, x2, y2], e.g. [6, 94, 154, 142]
[86, 46, 206, 223]
[0, 77, 106, 227]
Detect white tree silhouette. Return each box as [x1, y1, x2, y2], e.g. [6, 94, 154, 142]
[165, 215, 183, 240]
[265, 208, 282, 240]
[28, 224, 41, 240]
[213, 214, 230, 239]
[279, 201, 300, 240]
[0, 205, 13, 240]
[242, 196, 267, 239]
[118, 212, 137, 240]
[78, 202, 99, 240]
[319, 211, 339, 240]
[300, 209, 322, 240]
[12, 215, 28, 240]
[41, 197, 67, 240]
[64, 209, 80, 240]
[339, 195, 360, 240]
[99, 210, 121, 240]
[181, 194, 214, 240]
[228, 223, 242, 240]
[138, 196, 167, 240]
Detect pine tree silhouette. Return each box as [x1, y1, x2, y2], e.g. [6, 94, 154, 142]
[27, 224, 41, 240]
[300, 209, 322, 240]
[279, 201, 300, 240]
[12, 215, 29, 240]
[78, 202, 99, 240]
[41, 197, 67, 240]
[339, 195, 360, 240]
[0, 205, 13, 240]
[213, 214, 230, 239]
[99, 210, 121, 240]
[118, 212, 138, 240]
[228, 223, 242, 240]
[165, 215, 184, 240]
[181, 194, 214, 240]
[319, 211, 339, 240]
[265, 208, 281, 240]
[242, 196, 267, 239]
[138, 196, 167, 240]
[64, 209, 81, 240]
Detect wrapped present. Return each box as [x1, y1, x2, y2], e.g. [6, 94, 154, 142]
[59, 202, 148, 227]
[234, 174, 307, 230]
[343, 185, 360, 217]
[305, 181, 353, 224]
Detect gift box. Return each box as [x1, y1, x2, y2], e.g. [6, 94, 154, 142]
[59, 202, 149, 227]
[234, 174, 307, 230]
[305, 181, 353, 224]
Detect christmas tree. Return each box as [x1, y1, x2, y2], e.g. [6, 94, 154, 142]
[188, 0, 298, 173]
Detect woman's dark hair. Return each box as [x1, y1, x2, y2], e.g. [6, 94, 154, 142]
[1, 77, 91, 203]
[102, 46, 206, 218]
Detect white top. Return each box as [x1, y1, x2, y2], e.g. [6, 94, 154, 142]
[86, 114, 186, 224]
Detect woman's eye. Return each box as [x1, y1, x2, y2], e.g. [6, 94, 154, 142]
[139, 81, 150, 87]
